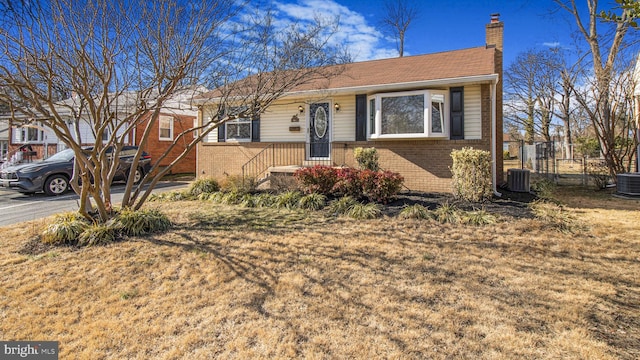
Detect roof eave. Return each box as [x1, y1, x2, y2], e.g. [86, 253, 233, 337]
[198, 74, 500, 103]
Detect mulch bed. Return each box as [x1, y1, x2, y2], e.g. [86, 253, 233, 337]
[384, 187, 538, 219]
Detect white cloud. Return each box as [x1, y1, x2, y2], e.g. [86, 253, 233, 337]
[273, 0, 396, 61]
[542, 42, 561, 48]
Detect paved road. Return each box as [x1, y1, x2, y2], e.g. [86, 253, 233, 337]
[0, 181, 189, 227]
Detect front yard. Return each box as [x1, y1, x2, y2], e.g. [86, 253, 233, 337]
[0, 187, 638, 359]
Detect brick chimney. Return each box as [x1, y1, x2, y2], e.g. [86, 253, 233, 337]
[486, 13, 504, 185]
[486, 13, 503, 51]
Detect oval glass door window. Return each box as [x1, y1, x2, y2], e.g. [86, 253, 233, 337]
[314, 107, 327, 138]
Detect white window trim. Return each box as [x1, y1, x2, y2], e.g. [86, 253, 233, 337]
[15, 124, 45, 143]
[159, 116, 174, 141]
[225, 117, 251, 142]
[367, 89, 449, 140]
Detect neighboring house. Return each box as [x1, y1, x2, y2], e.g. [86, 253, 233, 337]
[196, 14, 504, 193]
[133, 87, 201, 175]
[134, 100, 198, 175]
[2, 92, 136, 163]
[1, 89, 199, 174]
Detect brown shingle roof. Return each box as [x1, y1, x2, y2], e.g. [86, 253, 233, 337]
[200, 46, 496, 98]
[302, 46, 496, 91]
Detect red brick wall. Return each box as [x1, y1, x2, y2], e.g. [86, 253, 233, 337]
[197, 137, 491, 193]
[136, 112, 196, 174]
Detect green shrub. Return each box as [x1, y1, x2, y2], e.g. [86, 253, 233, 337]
[531, 178, 556, 201]
[328, 196, 358, 215]
[433, 201, 460, 224]
[150, 190, 191, 202]
[451, 147, 493, 202]
[530, 200, 585, 233]
[347, 202, 381, 219]
[298, 193, 327, 210]
[354, 147, 380, 171]
[206, 191, 226, 203]
[41, 212, 90, 245]
[254, 193, 276, 208]
[275, 191, 302, 209]
[77, 222, 119, 246]
[196, 192, 215, 201]
[462, 209, 497, 226]
[116, 208, 171, 236]
[220, 190, 243, 205]
[240, 193, 257, 208]
[399, 204, 431, 220]
[575, 136, 601, 158]
[188, 177, 220, 196]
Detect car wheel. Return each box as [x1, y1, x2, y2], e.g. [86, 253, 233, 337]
[44, 175, 69, 196]
[132, 167, 143, 184]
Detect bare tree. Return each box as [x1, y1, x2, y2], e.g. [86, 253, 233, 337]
[505, 49, 562, 144]
[0, 0, 347, 222]
[379, 0, 419, 57]
[555, 0, 639, 176]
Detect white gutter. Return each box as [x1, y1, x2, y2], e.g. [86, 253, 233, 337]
[195, 74, 500, 104]
[491, 80, 501, 197]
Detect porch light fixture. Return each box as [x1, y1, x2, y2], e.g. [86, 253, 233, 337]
[298, 105, 304, 113]
[334, 103, 340, 111]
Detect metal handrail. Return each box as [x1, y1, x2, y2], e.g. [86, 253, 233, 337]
[241, 143, 274, 182]
[241, 142, 327, 182]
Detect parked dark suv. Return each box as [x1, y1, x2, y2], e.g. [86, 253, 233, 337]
[0, 146, 152, 195]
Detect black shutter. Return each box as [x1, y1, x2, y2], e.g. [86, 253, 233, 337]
[217, 123, 225, 142]
[251, 115, 260, 142]
[217, 105, 226, 142]
[450, 87, 464, 140]
[355, 94, 367, 141]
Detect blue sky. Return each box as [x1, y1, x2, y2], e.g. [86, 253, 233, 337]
[271, 0, 600, 67]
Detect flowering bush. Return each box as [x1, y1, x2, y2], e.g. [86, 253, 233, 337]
[294, 165, 404, 203]
[332, 167, 363, 198]
[294, 165, 339, 195]
[360, 170, 404, 204]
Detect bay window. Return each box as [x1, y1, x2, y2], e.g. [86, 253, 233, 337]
[367, 90, 449, 139]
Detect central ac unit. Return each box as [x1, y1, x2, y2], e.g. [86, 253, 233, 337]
[617, 173, 640, 196]
[507, 168, 530, 192]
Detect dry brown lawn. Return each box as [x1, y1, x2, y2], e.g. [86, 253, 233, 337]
[0, 187, 638, 359]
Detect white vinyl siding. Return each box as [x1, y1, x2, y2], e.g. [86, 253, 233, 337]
[332, 95, 354, 142]
[204, 126, 218, 143]
[464, 85, 482, 140]
[261, 102, 306, 142]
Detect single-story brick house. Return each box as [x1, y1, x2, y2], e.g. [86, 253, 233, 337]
[196, 15, 504, 194]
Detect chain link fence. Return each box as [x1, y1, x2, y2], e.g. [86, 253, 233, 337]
[503, 140, 613, 187]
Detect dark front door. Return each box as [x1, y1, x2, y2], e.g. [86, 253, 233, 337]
[309, 102, 330, 158]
